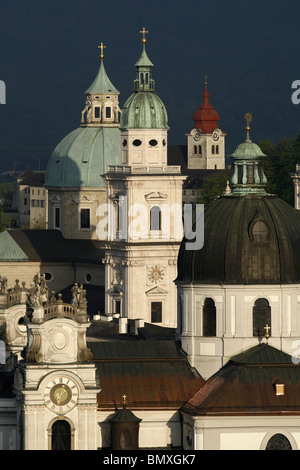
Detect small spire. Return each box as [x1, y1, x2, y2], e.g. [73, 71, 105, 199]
[205, 75, 208, 89]
[139, 27, 149, 46]
[244, 112, 253, 140]
[98, 42, 106, 61]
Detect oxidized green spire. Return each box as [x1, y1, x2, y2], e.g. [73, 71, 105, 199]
[85, 42, 119, 94]
[133, 27, 155, 92]
[120, 28, 168, 129]
[229, 114, 268, 195]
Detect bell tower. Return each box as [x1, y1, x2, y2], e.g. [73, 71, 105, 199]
[20, 278, 100, 450]
[186, 77, 226, 170]
[103, 29, 186, 328]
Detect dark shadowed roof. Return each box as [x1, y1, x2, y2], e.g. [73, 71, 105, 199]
[17, 171, 46, 187]
[88, 340, 204, 410]
[177, 195, 300, 284]
[0, 230, 105, 262]
[181, 343, 300, 416]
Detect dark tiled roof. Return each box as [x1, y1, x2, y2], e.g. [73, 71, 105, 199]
[17, 171, 46, 187]
[88, 339, 204, 410]
[5, 230, 105, 262]
[181, 343, 300, 416]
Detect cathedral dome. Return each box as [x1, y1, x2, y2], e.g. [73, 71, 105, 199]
[177, 119, 300, 285]
[177, 194, 300, 285]
[193, 81, 220, 134]
[45, 49, 121, 188]
[44, 126, 121, 188]
[120, 91, 168, 129]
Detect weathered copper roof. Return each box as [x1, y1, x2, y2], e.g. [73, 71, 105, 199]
[0, 230, 105, 262]
[177, 195, 300, 284]
[181, 343, 300, 416]
[89, 340, 204, 410]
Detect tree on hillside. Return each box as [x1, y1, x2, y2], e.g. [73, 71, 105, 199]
[260, 136, 300, 206]
[197, 169, 231, 206]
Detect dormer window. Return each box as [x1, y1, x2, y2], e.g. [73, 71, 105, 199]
[275, 383, 285, 396]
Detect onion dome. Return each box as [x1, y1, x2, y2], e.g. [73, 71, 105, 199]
[193, 77, 220, 134]
[120, 28, 169, 130]
[177, 116, 300, 285]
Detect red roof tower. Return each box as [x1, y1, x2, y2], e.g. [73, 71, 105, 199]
[193, 77, 220, 134]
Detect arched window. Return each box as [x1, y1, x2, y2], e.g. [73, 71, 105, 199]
[203, 298, 216, 336]
[253, 298, 271, 337]
[212, 145, 215, 154]
[51, 420, 71, 450]
[266, 434, 292, 450]
[150, 206, 161, 231]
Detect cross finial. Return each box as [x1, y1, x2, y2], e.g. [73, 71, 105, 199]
[98, 42, 106, 61]
[122, 394, 127, 404]
[244, 112, 253, 140]
[205, 75, 208, 89]
[140, 27, 149, 45]
[264, 324, 270, 341]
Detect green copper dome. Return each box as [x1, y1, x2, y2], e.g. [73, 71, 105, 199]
[120, 40, 168, 130]
[44, 126, 121, 188]
[120, 92, 168, 129]
[231, 138, 266, 160]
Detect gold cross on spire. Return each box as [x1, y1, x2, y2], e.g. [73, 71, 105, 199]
[244, 112, 253, 140]
[140, 27, 149, 44]
[122, 394, 127, 404]
[98, 42, 106, 61]
[264, 324, 270, 341]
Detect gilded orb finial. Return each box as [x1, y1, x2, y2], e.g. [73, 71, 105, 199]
[98, 42, 106, 61]
[244, 112, 253, 140]
[140, 27, 149, 45]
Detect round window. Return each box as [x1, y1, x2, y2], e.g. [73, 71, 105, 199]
[149, 139, 158, 147]
[122, 139, 127, 147]
[85, 273, 92, 283]
[132, 139, 142, 147]
[250, 218, 270, 243]
[43, 272, 53, 282]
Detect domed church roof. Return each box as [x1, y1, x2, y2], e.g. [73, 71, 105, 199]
[45, 46, 121, 188]
[177, 115, 300, 285]
[120, 29, 168, 130]
[44, 126, 121, 188]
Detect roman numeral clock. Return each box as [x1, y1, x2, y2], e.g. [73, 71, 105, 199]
[43, 377, 79, 414]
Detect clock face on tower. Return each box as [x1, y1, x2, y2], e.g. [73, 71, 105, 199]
[44, 377, 79, 414]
